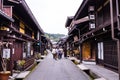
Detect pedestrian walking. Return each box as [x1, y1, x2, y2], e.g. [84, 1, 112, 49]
[56, 47, 59, 59]
[52, 48, 57, 60]
[60, 48, 63, 59]
[58, 48, 63, 59]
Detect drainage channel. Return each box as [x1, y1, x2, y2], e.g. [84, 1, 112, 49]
[83, 69, 100, 80]
[71, 60, 106, 80]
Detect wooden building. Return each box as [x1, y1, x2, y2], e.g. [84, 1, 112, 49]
[65, 0, 120, 77]
[0, 0, 14, 72]
[0, 0, 46, 74]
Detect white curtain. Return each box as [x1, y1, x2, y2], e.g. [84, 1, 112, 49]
[98, 42, 104, 60]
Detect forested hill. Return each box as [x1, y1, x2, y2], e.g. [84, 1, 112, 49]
[45, 33, 66, 42]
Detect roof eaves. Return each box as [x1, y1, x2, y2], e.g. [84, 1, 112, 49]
[65, 16, 74, 28]
[21, 0, 44, 34]
[74, 0, 89, 20]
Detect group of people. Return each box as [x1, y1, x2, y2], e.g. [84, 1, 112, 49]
[52, 47, 63, 60]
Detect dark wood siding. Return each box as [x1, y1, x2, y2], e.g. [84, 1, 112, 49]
[104, 40, 118, 70]
[13, 41, 23, 61]
[103, 3, 110, 23]
[25, 26, 32, 37]
[97, 8, 103, 27]
[13, 16, 20, 30]
[91, 41, 97, 60]
[119, 0, 120, 14]
[113, 0, 117, 18]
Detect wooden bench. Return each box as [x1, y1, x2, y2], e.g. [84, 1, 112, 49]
[15, 71, 30, 80]
[23, 58, 35, 70]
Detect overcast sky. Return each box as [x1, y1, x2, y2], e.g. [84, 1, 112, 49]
[26, 0, 82, 35]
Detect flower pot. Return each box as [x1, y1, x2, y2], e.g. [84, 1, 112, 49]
[0, 71, 11, 80]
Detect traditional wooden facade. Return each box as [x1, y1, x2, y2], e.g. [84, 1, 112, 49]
[41, 35, 52, 54]
[0, 0, 14, 73]
[0, 0, 46, 74]
[65, 0, 120, 77]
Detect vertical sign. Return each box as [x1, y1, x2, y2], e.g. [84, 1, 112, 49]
[3, 49, 10, 59]
[88, 6, 95, 29]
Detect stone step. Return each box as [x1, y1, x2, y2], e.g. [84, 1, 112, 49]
[77, 64, 89, 71]
[94, 77, 107, 80]
[15, 71, 30, 80]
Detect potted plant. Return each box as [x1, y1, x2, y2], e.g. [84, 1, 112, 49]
[0, 57, 11, 80]
[0, 47, 11, 80]
[17, 60, 26, 71]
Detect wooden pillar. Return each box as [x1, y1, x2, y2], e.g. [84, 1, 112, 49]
[10, 42, 13, 76]
[64, 42, 67, 58]
[116, 0, 120, 79]
[0, 41, 3, 71]
[76, 28, 82, 63]
[68, 42, 70, 56]
[78, 29, 82, 62]
[40, 35, 42, 54]
[0, 37, 3, 71]
[117, 40, 120, 80]
[79, 43, 82, 63]
[111, 0, 120, 79]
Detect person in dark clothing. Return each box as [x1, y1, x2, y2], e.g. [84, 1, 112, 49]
[58, 48, 63, 59]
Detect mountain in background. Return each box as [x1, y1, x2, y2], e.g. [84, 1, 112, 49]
[45, 33, 66, 42]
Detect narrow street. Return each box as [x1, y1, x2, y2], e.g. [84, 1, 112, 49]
[0, 0, 120, 80]
[24, 50, 90, 80]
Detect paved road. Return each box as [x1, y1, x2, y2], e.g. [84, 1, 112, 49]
[24, 50, 90, 80]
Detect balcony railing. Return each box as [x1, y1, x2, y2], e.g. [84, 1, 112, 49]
[3, 6, 12, 17]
